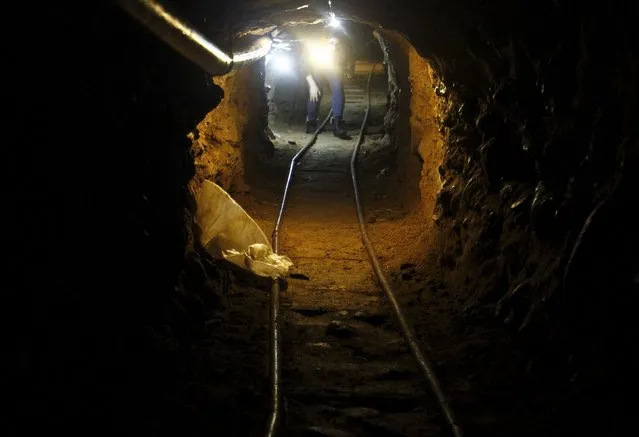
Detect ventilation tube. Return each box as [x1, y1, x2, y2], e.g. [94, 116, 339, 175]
[117, 0, 272, 76]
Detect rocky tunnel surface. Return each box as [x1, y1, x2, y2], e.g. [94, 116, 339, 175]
[4, 1, 638, 436]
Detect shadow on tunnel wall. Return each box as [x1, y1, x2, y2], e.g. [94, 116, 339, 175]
[369, 1, 639, 434]
[2, 3, 265, 435]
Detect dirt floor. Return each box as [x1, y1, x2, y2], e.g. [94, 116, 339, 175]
[218, 65, 547, 436]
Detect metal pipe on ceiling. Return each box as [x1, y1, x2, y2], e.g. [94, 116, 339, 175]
[117, 0, 272, 76]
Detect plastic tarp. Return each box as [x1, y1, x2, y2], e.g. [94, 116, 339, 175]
[195, 180, 293, 278]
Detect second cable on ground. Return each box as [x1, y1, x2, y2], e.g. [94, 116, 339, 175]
[350, 67, 464, 437]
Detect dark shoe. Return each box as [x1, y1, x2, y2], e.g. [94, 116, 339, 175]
[305, 118, 318, 134]
[332, 116, 350, 139]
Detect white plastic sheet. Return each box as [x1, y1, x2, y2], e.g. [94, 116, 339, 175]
[195, 180, 293, 278]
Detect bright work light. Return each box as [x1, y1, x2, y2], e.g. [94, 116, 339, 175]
[307, 39, 336, 70]
[328, 12, 341, 28]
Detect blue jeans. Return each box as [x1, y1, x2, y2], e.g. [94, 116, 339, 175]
[306, 71, 345, 120]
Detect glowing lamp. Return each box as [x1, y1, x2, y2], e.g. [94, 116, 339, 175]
[307, 39, 336, 70]
[328, 13, 341, 28]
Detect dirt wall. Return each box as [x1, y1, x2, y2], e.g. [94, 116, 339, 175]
[421, 3, 639, 433]
[380, 5, 638, 431]
[408, 46, 447, 260]
[382, 32, 446, 267]
[189, 62, 269, 197]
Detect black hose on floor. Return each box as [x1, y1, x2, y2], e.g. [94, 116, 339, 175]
[350, 69, 464, 437]
[272, 110, 333, 253]
[267, 110, 333, 437]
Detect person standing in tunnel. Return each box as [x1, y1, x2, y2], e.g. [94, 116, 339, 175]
[300, 25, 354, 139]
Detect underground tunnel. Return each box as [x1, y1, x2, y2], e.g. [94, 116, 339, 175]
[4, 1, 639, 436]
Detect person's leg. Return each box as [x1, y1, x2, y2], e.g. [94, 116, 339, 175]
[327, 71, 349, 139]
[327, 72, 345, 118]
